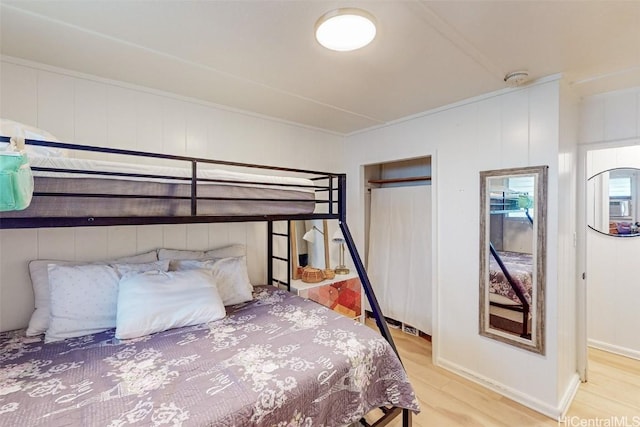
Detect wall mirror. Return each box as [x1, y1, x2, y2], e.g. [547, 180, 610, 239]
[479, 165, 547, 354]
[290, 220, 329, 279]
[587, 167, 640, 237]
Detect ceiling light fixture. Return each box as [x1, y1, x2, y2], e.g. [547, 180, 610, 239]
[504, 71, 529, 87]
[315, 8, 377, 52]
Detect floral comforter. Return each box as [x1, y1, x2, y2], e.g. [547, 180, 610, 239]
[489, 251, 533, 305]
[0, 286, 419, 426]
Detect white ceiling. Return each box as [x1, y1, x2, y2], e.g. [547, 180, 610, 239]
[2, 1, 640, 134]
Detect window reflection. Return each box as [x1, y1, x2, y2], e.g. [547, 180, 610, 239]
[588, 168, 640, 236]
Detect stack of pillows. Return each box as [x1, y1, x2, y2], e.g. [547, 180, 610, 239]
[26, 244, 253, 343]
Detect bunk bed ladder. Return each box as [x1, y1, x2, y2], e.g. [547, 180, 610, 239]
[267, 220, 292, 291]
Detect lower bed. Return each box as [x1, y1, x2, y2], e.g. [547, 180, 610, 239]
[0, 286, 419, 426]
[488, 250, 533, 305]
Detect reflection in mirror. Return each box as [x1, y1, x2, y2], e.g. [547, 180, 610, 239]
[587, 168, 640, 237]
[479, 166, 547, 354]
[290, 220, 329, 279]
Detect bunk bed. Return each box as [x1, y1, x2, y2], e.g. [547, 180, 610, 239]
[0, 136, 419, 426]
[488, 190, 534, 338]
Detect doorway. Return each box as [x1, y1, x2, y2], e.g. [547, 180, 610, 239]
[578, 142, 640, 381]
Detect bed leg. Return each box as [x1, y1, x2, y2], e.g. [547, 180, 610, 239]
[521, 305, 529, 338]
[402, 408, 412, 427]
[267, 220, 273, 286]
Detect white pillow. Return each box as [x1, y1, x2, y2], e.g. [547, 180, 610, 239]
[174, 257, 253, 306]
[116, 270, 226, 340]
[158, 244, 246, 270]
[0, 118, 67, 157]
[111, 260, 170, 279]
[45, 260, 169, 343]
[26, 250, 158, 336]
[46, 264, 120, 343]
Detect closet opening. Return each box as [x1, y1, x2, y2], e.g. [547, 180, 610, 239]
[363, 156, 432, 340]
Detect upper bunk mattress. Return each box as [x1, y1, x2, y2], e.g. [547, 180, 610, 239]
[0, 156, 316, 218]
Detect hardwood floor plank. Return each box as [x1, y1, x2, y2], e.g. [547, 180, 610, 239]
[571, 388, 640, 418]
[366, 319, 640, 426]
[440, 379, 553, 426]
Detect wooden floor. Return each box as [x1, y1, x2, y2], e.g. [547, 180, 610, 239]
[368, 324, 640, 426]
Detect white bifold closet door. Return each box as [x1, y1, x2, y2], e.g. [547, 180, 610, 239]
[367, 185, 431, 334]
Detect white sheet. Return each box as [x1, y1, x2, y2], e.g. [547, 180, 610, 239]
[28, 156, 315, 192]
[367, 185, 432, 334]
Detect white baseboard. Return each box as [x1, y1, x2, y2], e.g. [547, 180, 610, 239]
[588, 339, 640, 360]
[558, 373, 581, 419]
[435, 357, 580, 420]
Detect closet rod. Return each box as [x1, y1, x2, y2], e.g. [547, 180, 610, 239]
[368, 176, 431, 185]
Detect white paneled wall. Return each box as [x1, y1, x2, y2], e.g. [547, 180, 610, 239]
[75, 79, 108, 152]
[557, 81, 578, 402]
[1, 58, 343, 169]
[0, 61, 37, 123]
[579, 87, 640, 144]
[0, 229, 37, 335]
[38, 72, 75, 143]
[0, 57, 344, 332]
[345, 79, 578, 418]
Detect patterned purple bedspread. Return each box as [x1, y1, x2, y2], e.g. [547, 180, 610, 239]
[489, 251, 533, 305]
[0, 286, 419, 426]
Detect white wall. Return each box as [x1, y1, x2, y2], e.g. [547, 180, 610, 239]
[501, 218, 534, 253]
[579, 87, 640, 145]
[584, 145, 640, 359]
[578, 86, 640, 360]
[0, 56, 344, 332]
[557, 81, 579, 406]
[345, 78, 578, 418]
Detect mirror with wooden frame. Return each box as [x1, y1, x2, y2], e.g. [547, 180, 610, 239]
[290, 220, 329, 280]
[479, 165, 547, 354]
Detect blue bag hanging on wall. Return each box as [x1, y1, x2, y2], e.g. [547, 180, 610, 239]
[0, 150, 34, 211]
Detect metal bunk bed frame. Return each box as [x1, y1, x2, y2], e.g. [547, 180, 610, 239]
[488, 243, 530, 338]
[0, 136, 413, 427]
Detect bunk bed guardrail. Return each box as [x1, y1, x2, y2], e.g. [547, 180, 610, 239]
[0, 136, 339, 227]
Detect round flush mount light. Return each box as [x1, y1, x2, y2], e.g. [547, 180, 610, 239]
[315, 8, 377, 52]
[504, 71, 529, 87]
